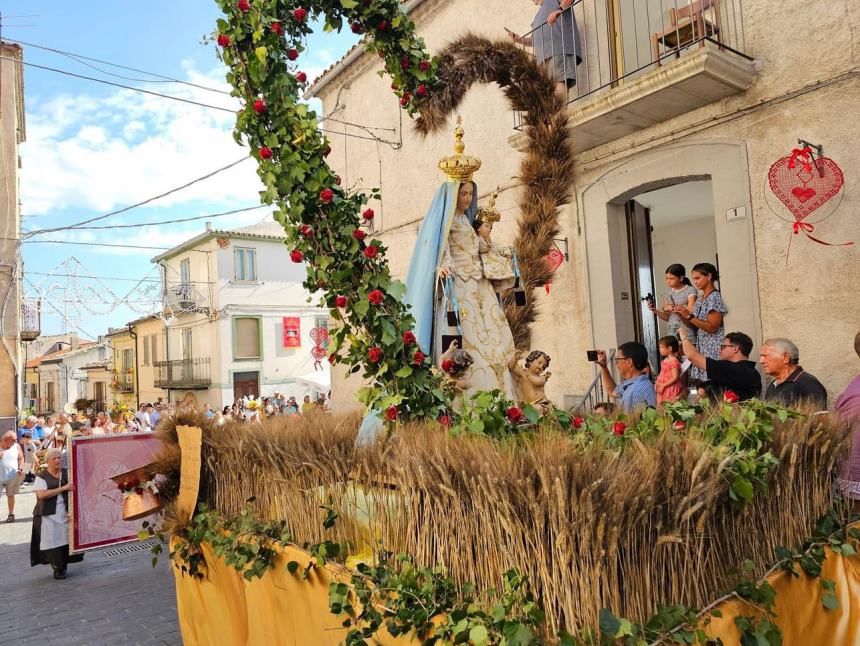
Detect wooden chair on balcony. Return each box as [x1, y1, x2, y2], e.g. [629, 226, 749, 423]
[652, 0, 722, 67]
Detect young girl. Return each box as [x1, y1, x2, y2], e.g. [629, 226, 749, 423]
[649, 264, 698, 337]
[655, 335, 684, 407]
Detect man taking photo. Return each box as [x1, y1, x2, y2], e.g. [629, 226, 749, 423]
[679, 328, 761, 401]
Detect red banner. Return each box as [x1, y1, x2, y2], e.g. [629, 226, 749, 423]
[282, 317, 301, 348]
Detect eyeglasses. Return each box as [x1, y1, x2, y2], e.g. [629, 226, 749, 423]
[614, 356, 630, 362]
[720, 344, 737, 350]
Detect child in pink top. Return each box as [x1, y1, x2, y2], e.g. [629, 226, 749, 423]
[656, 336, 683, 408]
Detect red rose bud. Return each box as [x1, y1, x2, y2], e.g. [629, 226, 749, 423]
[287, 48, 299, 61]
[402, 57, 411, 70]
[368, 347, 383, 363]
[320, 188, 334, 203]
[290, 249, 303, 263]
[723, 390, 740, 403]
[613, 421, 626, 436]
[378, 20, 388, 30]
[507, 406, 524, 423]
[385, 405, 398, 422]
[417, 84, 428, 97]
[328, 354, 337, 365]
[351, 22, 363, 34]
[572, 416, 584, 429]
[412, 350, 426, 366]
[299, 224, 313, 238]
[441, 359, 454, 373]
[270, 22, 282, 35]
[439, 415, 451, 428]
[402, 330, 416, 344]
[419, 60, 430, 71]
[296, 71, 307, 83]
[399, 93, 412, 107]
[237, 0, 250, 12]
[673, 420, 686, 431]
[368, 289, 383, 305]
[363, 245, 378, 258]
[362, 208, 375, 221]
[259, 146, 273, 159]
[353, 229, 367, 241]
[335, 295, 347, 308]
[217, 34, 231, 47]
[292, 7, 307, 21]
[253, 99, 266, 114]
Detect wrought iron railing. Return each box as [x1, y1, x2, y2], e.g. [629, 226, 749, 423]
[163, 281, 208, 312]
[512, 0, 750, 127]
[112, 371, 135, 393]
[21, 299, 40, 341]
[570, 349, 616, 414]
[154, 358, 211, 389]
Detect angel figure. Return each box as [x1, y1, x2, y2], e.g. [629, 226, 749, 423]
[508, 350, 554, 416]
[439, 340, 475, 399]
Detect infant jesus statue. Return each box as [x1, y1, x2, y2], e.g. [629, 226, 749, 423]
[507, 350, 554, 416]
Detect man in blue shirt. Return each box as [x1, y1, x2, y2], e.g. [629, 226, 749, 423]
[17, 417, 43, 446]
[596, 342, 657, 413]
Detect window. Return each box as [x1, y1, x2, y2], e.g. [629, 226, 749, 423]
[314, 315, 329, 331]
[143, 337, 151, 366]
[122, 348, 133, 372]
[180, 258, 191, 286]
[46, 382, 55, 412]
[151, 334, 159, 363]
[234, 317, 262, 359]
[234, 247, 257, 282]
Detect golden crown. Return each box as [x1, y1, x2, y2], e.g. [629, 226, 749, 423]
[476, 188, 501, 224]
[438, 116, 481, 182]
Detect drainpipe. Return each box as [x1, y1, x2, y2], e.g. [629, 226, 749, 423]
[164, 320, 170, 404]
[128, 324, 139, 407]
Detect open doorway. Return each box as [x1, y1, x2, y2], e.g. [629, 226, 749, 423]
[624, 180, 717, 371]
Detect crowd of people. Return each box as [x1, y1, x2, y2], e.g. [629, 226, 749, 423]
[209, 392, 332, 424]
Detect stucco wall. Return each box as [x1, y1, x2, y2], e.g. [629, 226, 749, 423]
[318, 0, 860, 408]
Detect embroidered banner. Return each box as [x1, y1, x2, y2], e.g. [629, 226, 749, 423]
[282, 316, 301, 348]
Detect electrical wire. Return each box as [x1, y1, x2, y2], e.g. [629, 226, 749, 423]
[32, 205, 269, 233]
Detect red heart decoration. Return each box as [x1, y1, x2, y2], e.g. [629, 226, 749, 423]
[768, 156, 844, 220]
[310, 346, 328, 361]
[544, 248, 565, 274]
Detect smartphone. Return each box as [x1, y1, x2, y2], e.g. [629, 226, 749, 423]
[586, 350, 598, 362]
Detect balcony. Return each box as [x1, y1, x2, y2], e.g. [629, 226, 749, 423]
[21, 299, 40, 341]
[111, 371, 135, 393]
[512, 0, 756, 152]
[154, 358, 211, 390]
[163, 281, 209, 315]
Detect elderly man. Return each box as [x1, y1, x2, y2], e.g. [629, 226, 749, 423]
[596, 342, 656, 413]
[679, 329, 761, 402]
[760, 338, 827, 409]
[836, 332, 860, 507]
[1, 430, 24, 522]
[17, 416, 38, 443]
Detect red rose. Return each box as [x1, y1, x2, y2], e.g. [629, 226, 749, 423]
[270, 22, 282, 35]
[673, 420, 686, 431]
[335, 295, 347, 308]
[362, 208, 375, 221]
[412, 350, 426, 366]
[368, 347, 383, 363]
[368, 289, 383, 305]
[290, 249, 303, 263]
[237, 0, 250, 12]
[441, 359, 454, 373]
[572, 416, 584, 430]
[328, 354, 337, 365]
[723, 390, 740, 403]
[385, 405, 398, 422]
[401, 57, 411, 70]
[363, 245, 378, 258]
[253, 99, 266, 114]
[507, 406, 524, 423]
[439, 415, 451, 428]
[292, 7, 307, 21]
[299, 224, 313, 238]
[378, 20, 388, 30]
[287, 48, 299, 61]
[259, 146, 273, 160]
[296, 71, 307, 83]
[613, 421, 626, 436]
[419, 60, 430, 72]
[353, 229, 367, 241]
[417, 84, 428, 97]
[320, 188, 334, 203]
[399, 93, 412, 107]
[402, 330, 416, 344]
[351, 22, 363, 34]
[217, 34, 231, 47]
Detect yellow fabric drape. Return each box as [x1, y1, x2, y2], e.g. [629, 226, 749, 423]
[172, 539, 860, 645]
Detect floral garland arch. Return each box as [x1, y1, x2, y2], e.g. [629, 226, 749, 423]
[215, 0, 572, 423]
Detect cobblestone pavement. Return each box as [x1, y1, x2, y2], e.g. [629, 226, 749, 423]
[1, 486, 181, 645]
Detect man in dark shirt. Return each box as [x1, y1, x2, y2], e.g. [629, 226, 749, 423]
[760, 338, 827, 409]
[679, 329, 762, 401]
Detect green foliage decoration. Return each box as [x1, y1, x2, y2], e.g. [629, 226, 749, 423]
[214, 0, 445, 422]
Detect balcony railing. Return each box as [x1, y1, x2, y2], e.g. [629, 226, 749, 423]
[112, 371, 135, 393]
[163, 281, 208, 313]
[513, 0, 753, 136]
[154, 358, 211, 390]
[21, 299, 40, 341]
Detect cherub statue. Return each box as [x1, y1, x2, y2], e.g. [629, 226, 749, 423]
[507, 350, 554, 416]
[439, 339, 474, 395]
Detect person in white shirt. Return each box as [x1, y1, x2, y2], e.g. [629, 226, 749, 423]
[134, 404, 152, 431]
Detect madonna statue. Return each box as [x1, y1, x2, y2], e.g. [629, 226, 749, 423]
[404, 119, 518, 400]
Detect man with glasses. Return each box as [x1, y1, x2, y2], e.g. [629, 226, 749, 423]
[679, 329, 761, 402]
[596, 342, 656, 413]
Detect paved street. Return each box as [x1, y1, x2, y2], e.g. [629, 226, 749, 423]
[0, 487, 181, 645]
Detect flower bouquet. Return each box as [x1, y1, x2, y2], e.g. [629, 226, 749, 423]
[111, 465, 162, 521]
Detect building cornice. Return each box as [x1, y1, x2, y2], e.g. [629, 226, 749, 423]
[150, 228, 285, 264]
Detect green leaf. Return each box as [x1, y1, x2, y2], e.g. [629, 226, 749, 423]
[254, 46, 268, 63]
[340, 0, 359, 7]
[523, 405, 540, 425]
[731, 477, 755, 501]
[468, 625, 489, 645]
[394, 366, 413, 378]
[599, 608, 622, 637]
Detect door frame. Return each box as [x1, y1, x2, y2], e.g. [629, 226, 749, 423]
[232, 370, 260, 401]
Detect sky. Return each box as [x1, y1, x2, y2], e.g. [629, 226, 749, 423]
[2, 1, 358, 338]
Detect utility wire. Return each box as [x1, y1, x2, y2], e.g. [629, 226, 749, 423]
[32, 205, 268, 233]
